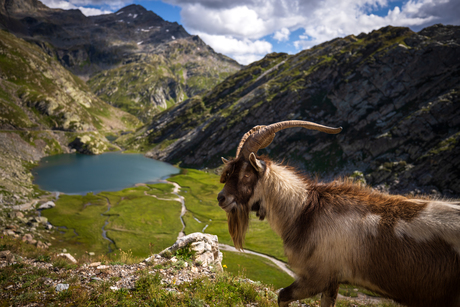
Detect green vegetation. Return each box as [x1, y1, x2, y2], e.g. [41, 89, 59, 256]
[41, 193, 111, 256]
[420, 131, 460, 159]
[42, 185, 183, 258]
[0, 236, 400, 307]
[222, 251, 293, 290]
[40, 169, 288, 285]
[102, 189, 182, 258]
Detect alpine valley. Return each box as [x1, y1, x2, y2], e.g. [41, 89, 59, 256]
[0, 0, 240, 205]
[0, 1, 460, 305]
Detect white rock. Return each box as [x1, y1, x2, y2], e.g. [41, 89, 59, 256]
[191, 241, 205, 254]
[39, 201, 55, 209]
[55, 284, 69, 292]
[97, 265, 110, 270]
[57, 253, 77, 264]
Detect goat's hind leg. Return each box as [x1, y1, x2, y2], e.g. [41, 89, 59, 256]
[278, 278, 338, 307]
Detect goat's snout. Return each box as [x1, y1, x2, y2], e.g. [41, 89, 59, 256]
[217, 192, 225, 205]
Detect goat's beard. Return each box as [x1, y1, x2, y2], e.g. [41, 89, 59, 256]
[227, 203, 250, 251]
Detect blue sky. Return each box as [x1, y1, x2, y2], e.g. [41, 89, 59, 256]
[41, 0, 460, 65]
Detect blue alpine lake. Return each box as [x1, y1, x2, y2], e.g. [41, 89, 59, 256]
[32, 152, 180, 195]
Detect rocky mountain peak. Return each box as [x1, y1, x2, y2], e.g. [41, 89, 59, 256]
[115, 4, 149, 15]
[95, 4, 165, 27]
[0, 0, 47, 15]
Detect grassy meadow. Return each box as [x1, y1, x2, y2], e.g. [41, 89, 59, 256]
[41, 168, 290, 287]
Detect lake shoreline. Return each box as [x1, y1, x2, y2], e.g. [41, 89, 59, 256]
[32, 151, 180, 195]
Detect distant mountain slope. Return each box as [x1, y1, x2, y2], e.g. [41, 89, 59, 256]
[0, 1, 241, 121]
[0, 29, 140, 206]
[87, 33, 239, 122]
[0, 30, 139, 132]
[121, 25, 460, 196]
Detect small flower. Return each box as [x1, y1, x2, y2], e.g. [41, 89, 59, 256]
[223, 264, 227, 268]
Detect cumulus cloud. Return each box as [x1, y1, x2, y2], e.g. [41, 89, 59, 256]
[41, 0, 123, 14]
[292, 0, 452, 50]
[197, 32, 272, 65]
[273, 28, 290, 42]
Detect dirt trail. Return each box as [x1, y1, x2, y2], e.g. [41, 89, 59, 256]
[142, 181, 186, 239]
[218, 243, 296, 278]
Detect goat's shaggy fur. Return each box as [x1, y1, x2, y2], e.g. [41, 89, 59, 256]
[218, 155, 460, 307]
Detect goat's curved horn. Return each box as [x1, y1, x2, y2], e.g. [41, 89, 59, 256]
[238, 120, 342, 159]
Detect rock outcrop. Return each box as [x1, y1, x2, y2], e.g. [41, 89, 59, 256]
[152, 233, 223, 270]
[125, 25, 460, 196]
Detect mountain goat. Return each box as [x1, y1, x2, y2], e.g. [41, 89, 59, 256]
[217, 120, 460, 307]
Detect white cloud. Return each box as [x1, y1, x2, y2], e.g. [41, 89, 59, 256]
[176, 1, 308, 39]
[197, 33, 272, 65]
[41, 0, 114, 15]
[181, 4, 268, 39]
[79, 6, 113, 15]
[273, 28, 290, 42]
[292, 0, 447, 50]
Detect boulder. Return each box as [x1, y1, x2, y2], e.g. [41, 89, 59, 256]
[39, 201, 55, 209]
[55, 284, 69, 292]
[32, 216, 48, 224]
[8, 211, 24, 219]
[36, 240, 48, 249]
[22, 234, 37, 245]
[153, 232, 223, 270]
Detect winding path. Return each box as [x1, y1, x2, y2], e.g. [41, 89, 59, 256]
[101, 197, 116, 252]
[141, 181, 186, 239]
[218, 243, 296, 278]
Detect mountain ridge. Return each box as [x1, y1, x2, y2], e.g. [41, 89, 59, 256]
[120, 24, 460, 196]
[0, 0, 242, 121]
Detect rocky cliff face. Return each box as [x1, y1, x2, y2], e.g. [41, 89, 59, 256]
[123, 25, 460, 196]
[0, 1, 241, 121]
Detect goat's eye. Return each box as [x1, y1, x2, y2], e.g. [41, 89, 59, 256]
[244, 174, 249, 178]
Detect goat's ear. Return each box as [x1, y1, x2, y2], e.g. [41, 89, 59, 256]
[221, 157, 229, 164]
[249, 152, 263, 173]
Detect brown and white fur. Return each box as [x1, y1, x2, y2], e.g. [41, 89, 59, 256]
[217, 153, 460, 307]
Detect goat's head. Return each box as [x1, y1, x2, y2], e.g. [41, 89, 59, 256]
[217, 120, 342, 249]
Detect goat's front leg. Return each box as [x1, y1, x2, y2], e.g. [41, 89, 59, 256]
[277, 277, 338, 307]
[320, 284, 339, 307]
